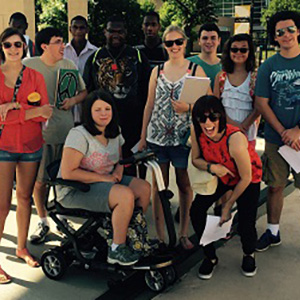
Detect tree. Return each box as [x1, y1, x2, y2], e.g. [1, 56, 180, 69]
[261, 0, 300, 27]
[88, 0, 150, 47]
[160, 0, 218, 53]
[35, 0, 68, 40]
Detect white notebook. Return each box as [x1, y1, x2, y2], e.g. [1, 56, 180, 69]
[179, 76, 211, 104]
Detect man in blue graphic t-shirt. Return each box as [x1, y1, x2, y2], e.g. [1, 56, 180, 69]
[255, 11, 300, 251]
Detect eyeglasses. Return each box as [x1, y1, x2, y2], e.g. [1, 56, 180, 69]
[164, 38, 185, 48]
[2, 41, 23, 49]
[49, 40, 65, 46]
[230, 47, 249, 54]
[276, 25, 297, 37]
[198, 112, 221, 123]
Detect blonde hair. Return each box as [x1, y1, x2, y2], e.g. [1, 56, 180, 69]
[162, 25, 187, 42]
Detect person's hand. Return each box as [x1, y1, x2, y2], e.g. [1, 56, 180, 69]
[60, 98, 76, 110]
[281, 127, 300, 151]
[101, 174, 118, 183]
[211, 164, 235, 178]
[171, 100, 189, 114]
[219, 202, 232, 226]
[39, 104, 53, 119]
[112, 168, 123, 183]
[138, 138, 147, 152]
[0, 102, 15, 121]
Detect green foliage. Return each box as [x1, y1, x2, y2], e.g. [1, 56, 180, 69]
[88, 0, 147, 47]
[138, 0, 156, 12]
[35, 0, 68, 40]
[159, 0, 217, 53]
[261, 0, 300, 27]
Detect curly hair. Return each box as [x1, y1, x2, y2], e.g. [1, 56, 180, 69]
[221, 33, 255, 74]
[268, 11, 300, 46]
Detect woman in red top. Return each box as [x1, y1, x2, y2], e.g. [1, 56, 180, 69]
[0, 28, 52, 284]
[190, 95, 262, 280]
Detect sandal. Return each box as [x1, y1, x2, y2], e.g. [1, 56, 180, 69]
[179, 236, 194, 250]
[16, 248, 40, 268]
[0, 265, 11, 284]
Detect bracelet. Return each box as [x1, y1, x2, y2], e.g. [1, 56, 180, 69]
[207, 163, 215, 175]
[14, 102, 21, 110]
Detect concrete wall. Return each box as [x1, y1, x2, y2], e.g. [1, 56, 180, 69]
[0, 0, 35, 39]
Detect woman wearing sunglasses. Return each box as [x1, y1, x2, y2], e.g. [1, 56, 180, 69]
[0, 28, 52, 283]
[139, 25, 208, 250]
[190, 95, 262, 279]
[214, 33, 260, 148]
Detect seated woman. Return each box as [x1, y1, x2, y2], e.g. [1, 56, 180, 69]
[190, 95, 262, 279]
[57, 89, 151, 266]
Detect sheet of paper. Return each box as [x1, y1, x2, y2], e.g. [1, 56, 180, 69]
[199, 212, 236, 246]
[278, 145, 300, 173]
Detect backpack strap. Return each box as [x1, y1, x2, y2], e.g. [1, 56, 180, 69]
[157, 63, 164, 79]
[191, 63, 198, 76]
[92, 47, 102, 64]
[136, 48, 142, 63]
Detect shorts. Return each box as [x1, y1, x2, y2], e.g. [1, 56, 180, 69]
[0, 148, 43, 162]
[148, 142, 190, 169]
[262, 141, 300, 188]
[36, 144, 64, 183]
[57, 175, 134, 213]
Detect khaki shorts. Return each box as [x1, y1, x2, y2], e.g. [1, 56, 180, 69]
[262, 141, 300, 188]
[36, 144, 64, 183]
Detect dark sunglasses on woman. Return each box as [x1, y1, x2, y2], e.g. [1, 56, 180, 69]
[164, 38, 185, 48]
[230, 47, 249, 54]
[276, 25, 297, 37]
[2, 41, 23, 49]
[198, 112, 221, 123]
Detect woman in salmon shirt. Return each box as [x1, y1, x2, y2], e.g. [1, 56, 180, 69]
[0, 28, 52, 284]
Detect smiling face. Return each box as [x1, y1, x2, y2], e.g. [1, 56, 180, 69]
[91, 99, 113, 129]
[199, 30, 220, 55]
[199, 111, 222, 140]
[105, 21, 126, 49]
[275, 19, 300, 51]
[230, 40, 249, 65]
[42, 36, 65, 62]
[163, 31, 186, 58]
[2, 34, 24, 62]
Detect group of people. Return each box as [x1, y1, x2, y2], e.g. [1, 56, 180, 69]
[0, 8, 299, 285]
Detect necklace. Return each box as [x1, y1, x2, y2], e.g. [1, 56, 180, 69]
[106, 45, 126, 71]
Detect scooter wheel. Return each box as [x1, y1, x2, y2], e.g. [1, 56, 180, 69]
[144, 270, 166, 292]
[162, 266, 177, 285]
[41, 250, 67, 280]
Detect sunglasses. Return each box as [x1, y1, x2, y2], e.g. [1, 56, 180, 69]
[198, 112, 221, 123]
[164, 38, 185, 48]
[276, 25, 297, 37]
[230, 47, 249, 54]
[2, 41, 23, 49]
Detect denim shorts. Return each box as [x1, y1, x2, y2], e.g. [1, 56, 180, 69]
[0, 147, 43, 162]
[148, 142, 190, 169]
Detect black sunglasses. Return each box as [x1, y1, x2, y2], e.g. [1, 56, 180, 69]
[230, 47, 249, 54]
[2, 41, 23, 49]
[276, 25, 297, 37]
[198, 112, 221, 123]
[164, 38, 185, 48]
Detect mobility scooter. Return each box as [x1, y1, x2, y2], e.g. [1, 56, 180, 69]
[40, 150, 178, 292]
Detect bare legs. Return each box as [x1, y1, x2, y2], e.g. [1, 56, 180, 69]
[108, 179, 151, 244]
[0, 161, 39, 269]
[33, 181, 48, 219]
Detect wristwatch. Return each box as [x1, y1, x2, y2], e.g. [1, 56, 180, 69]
[207, 163, 215, 175]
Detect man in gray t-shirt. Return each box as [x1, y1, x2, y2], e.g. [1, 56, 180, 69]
[23, 27, 87, 244]
[255, 11, 300, 251]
